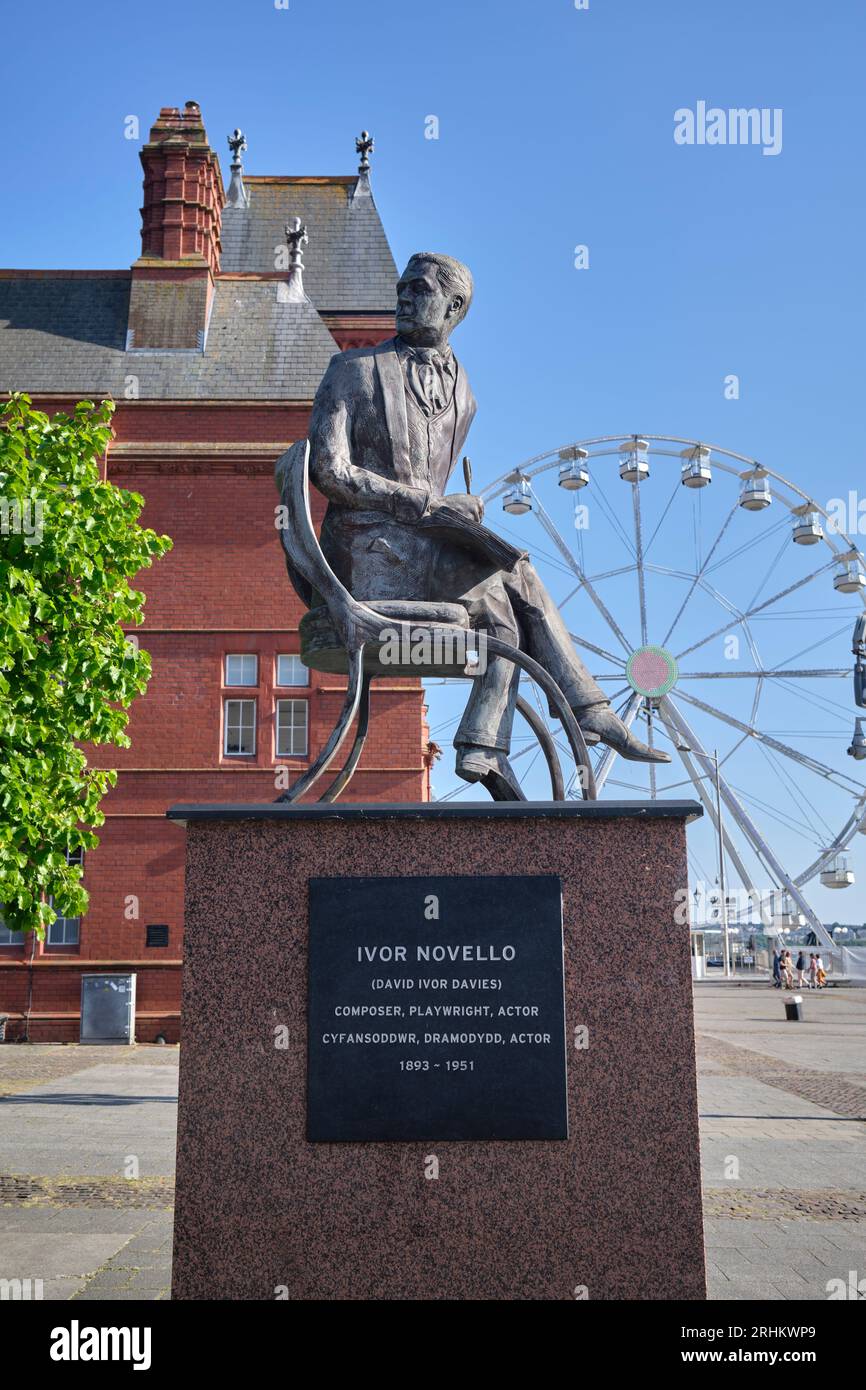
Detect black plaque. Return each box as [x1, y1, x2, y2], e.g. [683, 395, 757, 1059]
[307, 875, 567, 1142]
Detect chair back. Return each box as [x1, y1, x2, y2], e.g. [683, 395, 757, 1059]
[275, 440, 383, 652]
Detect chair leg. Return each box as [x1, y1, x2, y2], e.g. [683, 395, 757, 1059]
[515, 694, 565, 801]
[484, 636, 597, 800]
[275, 648, 367, 804]
[318, 672, 373, 803]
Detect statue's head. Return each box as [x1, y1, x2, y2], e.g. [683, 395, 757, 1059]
[395, 253, 473, 347]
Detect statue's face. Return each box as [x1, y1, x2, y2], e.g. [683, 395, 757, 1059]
[395, 260, 461, 344]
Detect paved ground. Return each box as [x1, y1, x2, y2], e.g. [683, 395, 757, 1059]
[697, 983, 866, 1300]
[0, 983, 863, 1301]
[0, 1047, 177, 1300]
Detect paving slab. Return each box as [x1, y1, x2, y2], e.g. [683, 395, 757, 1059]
[0, 1060, 178, 1176]
[0, 1232, 133, 1280]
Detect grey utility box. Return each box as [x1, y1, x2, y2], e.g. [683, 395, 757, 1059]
[80, 973, 137, 1044]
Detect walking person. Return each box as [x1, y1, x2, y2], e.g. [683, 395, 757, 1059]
[808, 953, 818, 989]
[816, 953, 826, 989]
[782, 950, 794, 989]
[772, 946, 782, 988]
[795, 950, 806, 988]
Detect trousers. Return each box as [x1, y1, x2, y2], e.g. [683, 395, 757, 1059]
[430, 545, 608, 752]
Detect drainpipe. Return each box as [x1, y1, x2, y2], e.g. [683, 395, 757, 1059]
[23, 928, 37, 1043]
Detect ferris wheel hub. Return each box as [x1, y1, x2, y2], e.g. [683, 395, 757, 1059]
[626, 645, 680, 700]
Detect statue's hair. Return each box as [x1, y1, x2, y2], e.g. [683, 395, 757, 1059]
[406, 252, 474, 324]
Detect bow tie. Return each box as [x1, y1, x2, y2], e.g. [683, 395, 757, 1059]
[410, 347, 451, 369]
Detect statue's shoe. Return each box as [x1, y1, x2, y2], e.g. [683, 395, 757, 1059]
[578, 707, 671, 763]
[455, 746, 527, 801]
[547, 697, 601, 741]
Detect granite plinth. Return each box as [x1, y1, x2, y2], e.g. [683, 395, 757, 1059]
[168, 800, 706, 1301]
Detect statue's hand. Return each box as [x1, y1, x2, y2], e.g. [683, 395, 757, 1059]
[437, 493, 485, 525]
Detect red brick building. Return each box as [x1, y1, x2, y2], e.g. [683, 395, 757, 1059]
[0, 102, 433, 1042]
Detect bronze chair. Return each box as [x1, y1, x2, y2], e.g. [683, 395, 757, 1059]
[274, 440, 597, 802]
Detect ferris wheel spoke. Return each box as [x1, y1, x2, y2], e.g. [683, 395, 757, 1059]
[531, 493, 634, 654]
[655, 699, 774, 928]
[586, 565, 636, 583]
[512, 739, 546, 762]
[587, 477, 637, 559]
[745, 533, 790, 613]
[726, 773, 830, 845]
[772, 675, 861, 727]
[568, 634, 627, 668]
[516, 746, 542, 789]
[557, 581, 583, 613]
[766, 624, 853, 674]
[645, 701, 657, 798]
[662, 499, 739, 647]
[754, 740, 837, 845]
[793, 794, 866, 886]
[593, 691, 642, 793]
[496, 521, 579, 580]
[704, 514, 793, 579]
[643, 476, 682, 560]
[672, 688, 863, 794]
[658, 696, 833, 947]
[631, 482, 649, 647]
[674, 560, 839, 663]
[676, 668, 849, 679]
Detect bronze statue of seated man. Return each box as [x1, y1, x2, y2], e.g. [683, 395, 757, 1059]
[306, 251, 669, 800]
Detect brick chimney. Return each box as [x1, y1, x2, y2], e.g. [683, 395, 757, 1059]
[127, 101, 225, 351]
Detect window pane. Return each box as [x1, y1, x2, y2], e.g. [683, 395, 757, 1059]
[276, 654, 309, 687]
[43, 892, 81, 948]
[225, 654, 258, 686]
[276, 699, 309, 757]
[47, 915, 80, 947]
[224, 699, 256, 754]
[0, 906, 20, 947]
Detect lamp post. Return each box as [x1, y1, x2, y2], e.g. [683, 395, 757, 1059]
[713, 748, 731, 979]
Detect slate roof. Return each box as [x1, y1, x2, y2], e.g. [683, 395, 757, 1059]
[0, 276, 340, 401]
[221, 177, 398, 309]
[0, 172, 398, 401]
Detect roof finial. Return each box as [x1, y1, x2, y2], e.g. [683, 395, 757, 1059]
[351, 129, 375, 204]
[282, 216, 309, 299]
[355, 129, 374, 174]
[226, 128, 250, 209]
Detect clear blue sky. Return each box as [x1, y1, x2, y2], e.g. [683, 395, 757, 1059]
[3, 0, 866, 926]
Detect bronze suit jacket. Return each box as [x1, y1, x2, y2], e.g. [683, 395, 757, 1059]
[308, 337, 477, 601]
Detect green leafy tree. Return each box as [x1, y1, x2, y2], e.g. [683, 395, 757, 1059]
[0, 395, 172, 936]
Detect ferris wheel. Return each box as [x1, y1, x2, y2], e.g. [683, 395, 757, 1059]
[428, 434, 866, 950]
